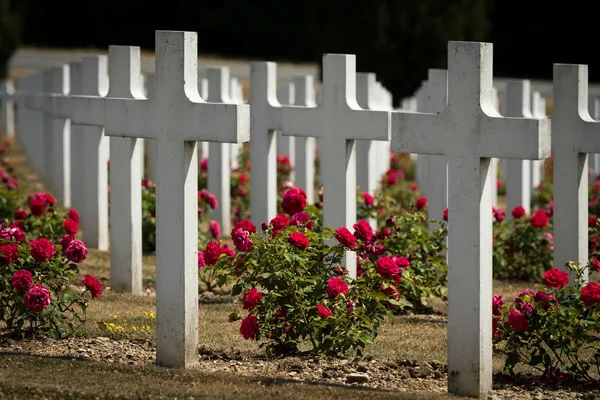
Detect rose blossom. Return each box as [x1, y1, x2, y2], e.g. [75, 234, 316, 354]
[198, 251, 205, 269]
[11, 269, 33, 291]
[65, 239, 88, 263]
[240, 315, 259, 340]
[44, 193, 56, 206]
[282, 187, 307, 215]
[29, 193, 48, 216]
[590, 217, 598, 227]
[29, 238, 56, 263]
[353, 220, 373, 242]
[232, 228, 253, 253]
[326, 277, 349, 298]
[82, 274, 102, 299]
[290, 212, 313, 230]
[492, 295, 503, 315]
[0, 226, 25, 243]
[581, 282, 600, 307]
[232, 219, 256, 236]
[543, 268, 569, 289]
[242, 288, 262, 310]
[334, 227, 356, 249]
[530, 209, 549, 228]
[220, 244, 235, 258]
[591, 258, 600, 272]
[203, 242, 223, 266]
[59, 234, 75, 253]
[269, 214, 289, 236]
[316, 304, 332, 318]
[443, 208, 448, 221]
[493, 207, 506, 223]
[63, 218, 79, 235]
[14, 209, 27, 220]
[23, 284, 52, 312]
[415, 196, 427, 211]
[288, 232, 309, 249]
[209, 220, 221, 239]
[362, 192, 374, 206]
[507, 309, 529, 332]
[375, 256, 400, 279]
[200, 158, 208, 171]
[67, 208, 80, 222]
[511, 205, 526, 219]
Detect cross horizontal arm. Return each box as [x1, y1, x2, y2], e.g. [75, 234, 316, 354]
[480, 115, 551, 159]
[579, 121, 600, 153]
[182, 102, 250, 143]
[103, 97, 155, 139]
[391, 111, 449, 155]
[53, 95, 106, 125]
[281, 105, 325, 139]
[344, 109, 390, 141]
[24, 92, 53, 113]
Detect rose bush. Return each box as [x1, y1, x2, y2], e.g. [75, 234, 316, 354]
[493, 262, 600, 382]
[0, 230, 100, 338]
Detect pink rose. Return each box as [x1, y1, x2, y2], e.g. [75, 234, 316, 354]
[209, 220, 221, 239]
[232, 228, 253, 253]
[23, 284, 52, 312]
[11, 269, 33, 291]
[64, 239, 88, 263]
[507, 309, 528, 332]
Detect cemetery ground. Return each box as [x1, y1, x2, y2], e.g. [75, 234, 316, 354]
[2, 143, 599, 399]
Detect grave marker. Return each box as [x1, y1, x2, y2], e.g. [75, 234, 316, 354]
[292, 75, 316, 204]
[282, 54, 391, 276]
[0, 80, 15, 138]
[277, 82, 296, 182]
[553, 64, 600, 284]
[391, 41, 550, 396]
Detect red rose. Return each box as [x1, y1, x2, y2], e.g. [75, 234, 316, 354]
[353, 219, 373, 242]
[443, 208, 448, 221]
[581, 282, 600, 307]
[274, 308, 288, 319]
[0, 227, 25, 243]
[232, 228, 253, 253]
[282, 187, 307, 215]
[334, 227, 356, 249]
[63, 218, 79, 234]
[44, 193, 56, 206]
[316, 304, 332, 318]
[590, 258, 600, 272]
[29, 238, 56, 263]
[375, 256, 400, 279]
[67, 208, 80, 222]
[242, 288, 262, 310]
[10, 221, 25, 231]
[11, 269, 33, 291]
[511, 206, 526, 219]
[59, 234, 75, 253]
[220, 245, 235, 258]
[240, 315, 259, 340]
[390, 255, 410, 271]
[29, 193, 47, 216]
[492, 295, 503, 316]
[209, 220, 221, 239]
[530, 209, 549, 228]
[65, 239, 88, 263]
[362, 192, 374, 206]
[415, 196, 427, 210]
[377, 227, 391, 239]
[589, 217, 598, 227]
[269, 214, 289, 231]
[14, 209, 27, 220]
[543, 268, 569, 289]
[200, 158, 208, 172]
[493, 207, 506, 223]
[232, 220, 256, 236]
[198, 251, 205, 269]
[203, 242, 222, 266]
[82, 274, 102, 299]
[199, 189, 218, 209]
[288, 232, 309, 249]
[24, 284, 52, 312]
[290, 212, 313, 230]
[326, 277, 349, 298]
[507, 309, 528, 332]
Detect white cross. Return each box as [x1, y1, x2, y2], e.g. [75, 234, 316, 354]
[530, 91, 547, 189]
[282, 54, 391, 276]
[391, 41, 550, 397]
[206, 66, 233, 235]
[0, 79, 15, 138]
[291, 75, 317, 205]
[107, 46, 145, 294]
[249, 62, 283, 228]
[45, 31, 249, 367]
[502, 80, 534, 218]
[553, 64, 600, 284]
[277, 82, 296, 182]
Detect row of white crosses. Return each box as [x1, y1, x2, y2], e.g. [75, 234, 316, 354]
[5, 33, 600, 397]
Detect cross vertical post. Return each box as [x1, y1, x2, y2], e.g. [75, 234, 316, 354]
[292, 75, 317, 204]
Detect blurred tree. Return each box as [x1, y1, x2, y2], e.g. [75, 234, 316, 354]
[0, 0, 26, 79]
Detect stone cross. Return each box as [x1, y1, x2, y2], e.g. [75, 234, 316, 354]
[423, 69, 448, 225]
[530, 91, 547, 188]
[589, 97, 600, 178]
[249, 62, 282, 228]
[144, 73, 157, 183]
[0, 80, 15, 138]
[35, 31, 249, 367]
[502, 80, 533, 218]
[14, 74, 44, 172]
[391, 41, 550, 397]
[282, 54, 391, 276]
[43, 65, 71, 208]
[67, 61, 85, 215]
[206, 66, 233, 235]
[277, 82, 296, 182]
[107, 46, 145, 294]
[229, 76, 244, 170]
[414, 80, 429, 195]
[553, 64, 600, 284]
[291, 75, 317, 204]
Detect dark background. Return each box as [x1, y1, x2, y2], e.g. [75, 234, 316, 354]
[2, 0, 598, 102]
